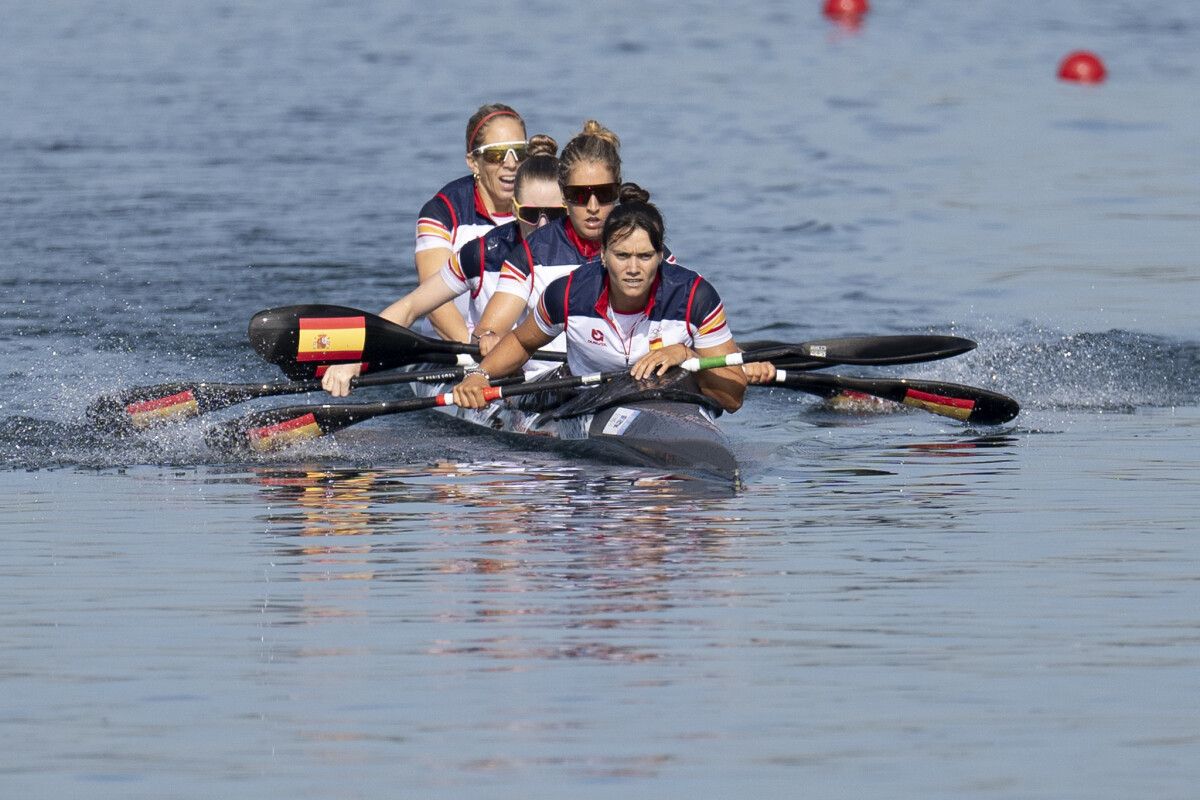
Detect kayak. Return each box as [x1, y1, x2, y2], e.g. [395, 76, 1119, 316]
[409, 369, 739, 483]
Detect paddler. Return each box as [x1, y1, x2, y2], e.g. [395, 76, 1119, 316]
[411, 103, 529, 344]
[320, 136, 563, 397]
[451, 186, 756, 414]
[467, 120, 678, 360]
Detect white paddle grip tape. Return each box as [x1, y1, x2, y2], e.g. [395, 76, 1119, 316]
[680, 357, 700, 372]
[774, 369, 788, 382]
[456, 353, 476, 367]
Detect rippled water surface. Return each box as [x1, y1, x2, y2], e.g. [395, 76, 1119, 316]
[2, 1, 1198, 797]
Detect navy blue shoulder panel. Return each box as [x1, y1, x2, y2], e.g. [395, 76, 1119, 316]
[563, 260, 607, 317]
[523, 218, 588, 272]
[539, 272, 572, 326]
[459, 220, 521, 282]
[417, 175, 491, 228]
[648, 262, 706, 322]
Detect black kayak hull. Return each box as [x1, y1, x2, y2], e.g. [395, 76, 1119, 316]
[412, 380, 738, 483]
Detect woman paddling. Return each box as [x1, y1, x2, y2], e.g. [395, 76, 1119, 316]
[320, 136, 564, 397]
[451, 186, 749, 413]
[469, 120, 675, 359]
[413, 103, 529, 343]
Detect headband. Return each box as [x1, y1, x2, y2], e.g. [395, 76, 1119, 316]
[467, 109, 521, 152]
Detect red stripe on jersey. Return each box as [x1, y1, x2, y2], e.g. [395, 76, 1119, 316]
[699, 303, 723, 328]
[684, 276, 701, 334]
[470, 238, 486, 299]
[437, 193, 458, 232]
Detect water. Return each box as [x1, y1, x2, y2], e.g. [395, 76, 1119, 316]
[2, 1, 1199, 797]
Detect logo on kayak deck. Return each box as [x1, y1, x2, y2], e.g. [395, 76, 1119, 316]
[602, 407, 640, 435]
[314, 334, 332, 351]
[808, 345, 827, 357]
[590, 328, 605, 344]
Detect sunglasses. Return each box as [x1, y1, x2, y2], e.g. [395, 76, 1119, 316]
[563, 182, 620, 206]
[470, 140, 529, 164]
[513, 201, 568, 226]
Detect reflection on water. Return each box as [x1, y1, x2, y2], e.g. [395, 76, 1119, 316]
[2, 411, 1197, 796]
[240, 434, 1024, 670]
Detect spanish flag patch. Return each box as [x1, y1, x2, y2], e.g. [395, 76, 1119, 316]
[902, 388, 975, 421]
[297, 316, 366, 362]
[248, 413, 323, 452]
[126, 390, 199, 429]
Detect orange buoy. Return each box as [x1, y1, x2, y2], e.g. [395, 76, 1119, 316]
[824, 0, 869, 20]
[1058, 51, 1107, 83]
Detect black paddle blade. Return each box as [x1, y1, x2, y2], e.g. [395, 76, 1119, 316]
[739, 333, 974, 367]
[86, 382, 285, 432]
[778, 373, 1019, 425]
[248, 304, 470, 380]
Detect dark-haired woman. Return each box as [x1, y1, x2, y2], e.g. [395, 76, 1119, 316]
[413, 103, 529, 344]
[321, 137, 563, 397]
[468, 120, 676, 358]
[451, 192, 748, 413]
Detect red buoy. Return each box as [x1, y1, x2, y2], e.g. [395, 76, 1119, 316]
[824, 0, 869, 20]
[1058, 51, 1107, 83]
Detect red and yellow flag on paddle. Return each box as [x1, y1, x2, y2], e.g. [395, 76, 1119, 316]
[247, 413, 323, 452]
[126, 390, 199, 429]
[296, 316, 366, 362]
[902, 388, 975, 421]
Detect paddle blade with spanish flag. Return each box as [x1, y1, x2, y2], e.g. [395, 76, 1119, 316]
[248, 304, 471, 379]
[775, 372, 1020, 425]
[203, 394, 450, 453]
[87, 381, 281, 432]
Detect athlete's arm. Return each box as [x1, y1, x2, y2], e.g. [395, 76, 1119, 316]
[451, 316, 554, 409]
[378, 267, 461, 328]
[693, 339, 748, 412]
[415, 247, 470, 342]
[472, 292, 529, 357]
[628, 339, 747, 412]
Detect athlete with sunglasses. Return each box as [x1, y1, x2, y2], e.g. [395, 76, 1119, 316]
[320, 137, 564, 397]
[467, 120, 676, 360]
[451, 188, 749, 414]
[411, 103, 529, 345]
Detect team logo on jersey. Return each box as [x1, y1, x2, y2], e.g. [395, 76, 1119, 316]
[591, 329, 605, 343]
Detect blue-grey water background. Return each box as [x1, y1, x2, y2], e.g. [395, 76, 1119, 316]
[2, 1, 1199, 797]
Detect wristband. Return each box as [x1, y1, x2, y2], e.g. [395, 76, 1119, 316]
[463, 366, 491, 381]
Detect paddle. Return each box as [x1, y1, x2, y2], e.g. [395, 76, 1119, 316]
[248, 304, 567, 379]
[84, 366, 497, 432]
[689, 334, 976, 370]
[769, 369, 1020, 425]
[204, 368, 630, 454]
[250, 306, 975, 379]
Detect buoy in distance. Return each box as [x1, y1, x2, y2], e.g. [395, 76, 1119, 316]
[1058, 51, 1107, 83]
[824, 0, 869, 20]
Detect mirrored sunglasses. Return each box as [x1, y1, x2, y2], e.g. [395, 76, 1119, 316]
[471, 141, 529, 164]
[563, 182, 620, 205]
[514, 202, 568, 225]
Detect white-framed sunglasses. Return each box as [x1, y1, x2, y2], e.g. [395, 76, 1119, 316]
[470, 140, 529, 164]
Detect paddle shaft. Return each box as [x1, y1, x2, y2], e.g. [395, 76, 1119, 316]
[683, 334, 975, 371]
[204, 368, 628, 452]
[85, 366, 507, 431]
